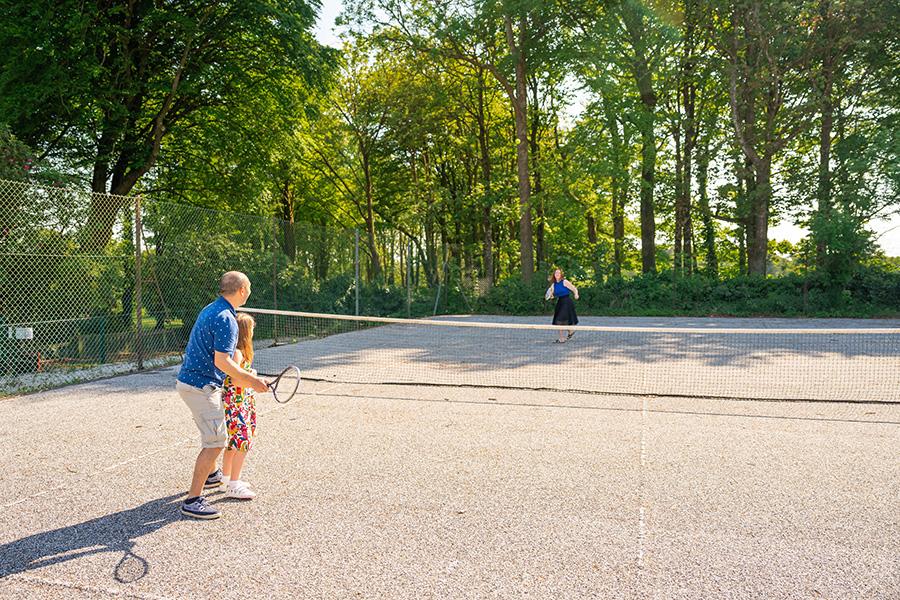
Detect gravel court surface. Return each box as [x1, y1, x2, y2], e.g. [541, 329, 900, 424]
[1, 369, 898, 599]
[4, 371, 192, 503]
[640, 402, 900, 599]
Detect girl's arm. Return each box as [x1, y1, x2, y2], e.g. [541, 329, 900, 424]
[214, 352, 268, 390]
[564, 279, 579, 300]
[232, 348, 257, 376]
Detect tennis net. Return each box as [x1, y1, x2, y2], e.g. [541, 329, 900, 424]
[239, 307, 900, 403]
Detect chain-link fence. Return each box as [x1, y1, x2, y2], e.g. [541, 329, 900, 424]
[0, 180, 137, 394]
[2, 178, 473, 395]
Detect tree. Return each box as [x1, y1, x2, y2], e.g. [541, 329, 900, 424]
[805, 0, 899, 276]
[345, 0, 567, 282]
[706, 0, 817, 275]
[0, 0, 336, 250]
[564, 0, 675, 274]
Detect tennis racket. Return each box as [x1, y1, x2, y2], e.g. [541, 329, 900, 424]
[267, 365, 302, 403]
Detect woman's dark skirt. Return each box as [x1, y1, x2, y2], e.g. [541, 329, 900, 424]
[553, 294, 579, 326]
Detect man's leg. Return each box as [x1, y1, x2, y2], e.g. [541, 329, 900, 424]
[176, 381, 228, 496]
[189, 447, 224, 498]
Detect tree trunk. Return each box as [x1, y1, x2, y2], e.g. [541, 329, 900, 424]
[674, 125, 684, 275]
[747, 158, 771, 275]
[815, 0, 835, 267]
[316, 218, 330, 281]
[505, 15, 535, 282]
[681, 0, 697, 276]
[475, 73, 495, 290]
[586, 210, 601, 281]
[621, 0, 657, 274]
[612, 189, 625, 277]
[603, 95, 627, 277]
[696, 140, 717, 278]
[82, 124, 125, 253]
[529, 76, 544, 269]
[279, 179, 296, 261]
[419, 151, 438, 286]
[638, 121, 657, 274]
[361, 153, 382, 280]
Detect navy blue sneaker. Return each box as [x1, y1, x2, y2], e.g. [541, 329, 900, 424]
[204, 468, 224, 489]
[181, 496, 220, 520]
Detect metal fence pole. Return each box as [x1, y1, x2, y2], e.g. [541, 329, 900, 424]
[134, 195, 144, 370]
[354, 228, 360, 316]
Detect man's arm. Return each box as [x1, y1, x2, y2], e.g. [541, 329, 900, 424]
[214, 351, 268, 390]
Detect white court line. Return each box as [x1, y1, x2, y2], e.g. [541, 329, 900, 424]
[638, 397, 648, 572]
[6, 573, 175, 600]
[2, 381, 348, 510]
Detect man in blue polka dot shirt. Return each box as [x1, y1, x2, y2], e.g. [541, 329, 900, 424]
[175, 271, 269, 520]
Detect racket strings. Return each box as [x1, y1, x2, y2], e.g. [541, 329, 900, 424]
[272, 366, 301, 402]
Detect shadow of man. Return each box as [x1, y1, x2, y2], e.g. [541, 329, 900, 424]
[0, 493, 183, 584]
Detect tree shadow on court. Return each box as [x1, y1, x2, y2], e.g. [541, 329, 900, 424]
[0, 493, 183, 584]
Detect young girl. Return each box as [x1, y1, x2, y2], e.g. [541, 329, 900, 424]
[221, 312, 259, 499]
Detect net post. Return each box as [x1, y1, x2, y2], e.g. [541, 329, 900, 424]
[407, 240, 412, 318]
[355, 228, 360, 316]
[134, 195, 143, 371]
[272, 217, 279, 344]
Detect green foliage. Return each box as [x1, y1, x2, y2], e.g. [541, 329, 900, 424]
[5, 0, 900, 332]
[0, 124, 32, 181]
[478, 276, 552, 315]
[0, 0, 336, 204]
[264, 268, 900, 318]
[565, 272, 900, 317]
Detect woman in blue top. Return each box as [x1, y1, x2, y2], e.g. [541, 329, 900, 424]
[546, 267, 579, 343]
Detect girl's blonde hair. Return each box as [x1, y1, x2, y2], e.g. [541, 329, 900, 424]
[236, 312, 255, 365]
[548, 267, 564, 283]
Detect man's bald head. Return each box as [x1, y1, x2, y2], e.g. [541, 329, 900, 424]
[220, 271, 250, 296]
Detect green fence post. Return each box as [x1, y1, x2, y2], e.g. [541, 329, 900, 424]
[99, 315, 107, 364]
[134, 196, 144, 370]
[0, 314, 6, 376]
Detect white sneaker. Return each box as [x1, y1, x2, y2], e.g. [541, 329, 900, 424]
[225, 480, 257, 500]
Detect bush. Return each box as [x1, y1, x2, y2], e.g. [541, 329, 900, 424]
[476, 276, 553, 315]
[457, 269, 900, 318]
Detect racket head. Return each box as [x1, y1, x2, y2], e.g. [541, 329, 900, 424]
[271, 365, 301, 403]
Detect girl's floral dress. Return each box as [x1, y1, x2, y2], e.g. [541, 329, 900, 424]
[222, 359, 257, 451]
